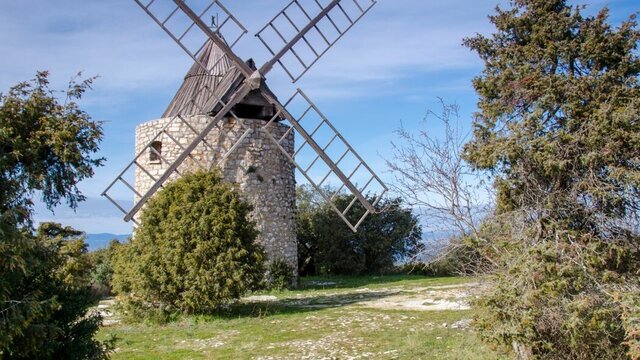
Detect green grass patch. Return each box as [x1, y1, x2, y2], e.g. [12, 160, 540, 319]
[98, 275, 508, 359]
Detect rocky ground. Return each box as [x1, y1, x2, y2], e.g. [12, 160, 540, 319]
[97, 276, 506, 359]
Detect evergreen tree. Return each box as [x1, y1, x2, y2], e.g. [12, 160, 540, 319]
[463, 1, 639, 358]
[0, 72, 109, 359]
[297, 186, 422, 275]
[3, 223, 111, 360]
[112, 171, 264, 315]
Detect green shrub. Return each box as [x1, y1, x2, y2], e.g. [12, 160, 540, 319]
[296, 186, 422, 276]
[112, 170, 265, 316]
[392, 262, 444, 277]
[89, 240, 123, 298]
[1, 223, 114, 359]
[473, 233, 638, 359]
[266, 259, 295, 290]
[621, 292, 640, 359]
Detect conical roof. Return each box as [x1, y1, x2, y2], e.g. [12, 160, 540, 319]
[162, 40, 234, 117]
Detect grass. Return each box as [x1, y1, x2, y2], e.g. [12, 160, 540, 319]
[98, 275, 509, 359]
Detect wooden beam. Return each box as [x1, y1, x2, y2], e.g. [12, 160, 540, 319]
[258, 0, 341, 76]
[172, 0, 253, 77]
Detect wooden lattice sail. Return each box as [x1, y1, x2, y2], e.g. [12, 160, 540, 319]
[103, 0, 387, 232]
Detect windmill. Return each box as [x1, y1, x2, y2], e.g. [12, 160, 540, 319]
[102, 0, 388, 267]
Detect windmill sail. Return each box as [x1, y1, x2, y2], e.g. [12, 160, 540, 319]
[259, 89, 388, 231]
[132, 0, 250, 75]
[257, 0, 377, 82]
[104, 0, 387, 231]
[102, 36, 249, 221]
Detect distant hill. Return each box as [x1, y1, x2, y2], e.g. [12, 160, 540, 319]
[85, 233, 130, 251]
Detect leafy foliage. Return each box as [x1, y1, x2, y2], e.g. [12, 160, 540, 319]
[0, 71, 103, 218]
[0, 72, 109, 359]
[463, 1, 640, 358]
[3, 223, 112, 359]
[266, 259, 296, 291]
[472, 216, 639, 359]
[421, 236, 491, 276]
[1, 223, 113, 360]
[89, 240, 124, 298]
[112, 171, 265, 315]
[297, 186, 422, 276]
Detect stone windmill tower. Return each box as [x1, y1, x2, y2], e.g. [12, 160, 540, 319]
[103, 0, 388, 273]
[134, 40, 298, 270]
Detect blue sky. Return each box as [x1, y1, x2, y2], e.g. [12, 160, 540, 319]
[0, 0, 636, 234]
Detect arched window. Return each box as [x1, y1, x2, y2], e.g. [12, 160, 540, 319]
[149, 141, 162, 163]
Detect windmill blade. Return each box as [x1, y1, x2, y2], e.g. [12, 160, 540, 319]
[257, 0, 377, 82]
[123, 75, 255, 222]
[133, 0, 253, 76]
[101, 66, 258, 222]
[258, 88, 388, 231]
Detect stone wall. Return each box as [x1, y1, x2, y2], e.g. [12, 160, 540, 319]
[134, 116, 297, 276]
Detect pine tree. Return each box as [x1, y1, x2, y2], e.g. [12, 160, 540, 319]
[463, 1, 640, 358]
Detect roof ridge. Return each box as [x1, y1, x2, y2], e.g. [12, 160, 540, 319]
[162, 40, 233, 118]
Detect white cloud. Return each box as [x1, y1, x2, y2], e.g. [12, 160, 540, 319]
[0, 1, 190, 94]
[0, 0, 497, 102]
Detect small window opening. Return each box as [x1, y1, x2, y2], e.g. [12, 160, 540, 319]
[149, 141, 162, 163]
[230, 103, 276, 120]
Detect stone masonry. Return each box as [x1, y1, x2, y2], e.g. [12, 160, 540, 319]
[134, 115, 298, 276]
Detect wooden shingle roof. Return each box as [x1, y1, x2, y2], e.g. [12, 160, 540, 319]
[162, 40, 234, 117]
[162, 39, 281, 122]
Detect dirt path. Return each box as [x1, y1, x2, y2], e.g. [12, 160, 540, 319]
[98, 282, 479, 327]
[354, 283, 477, 311]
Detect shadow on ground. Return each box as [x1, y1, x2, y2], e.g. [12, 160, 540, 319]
[98, 276, 469, 325]
[297, 275, 441, 290]
[213, 289, 401, 320]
